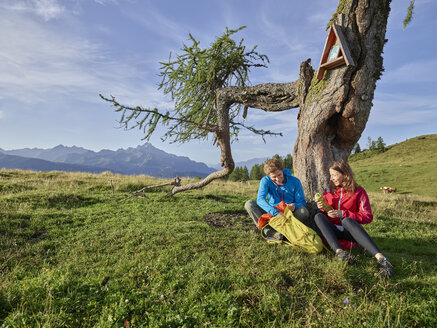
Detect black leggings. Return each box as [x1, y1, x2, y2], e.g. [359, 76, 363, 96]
[314, 213, 381, 256]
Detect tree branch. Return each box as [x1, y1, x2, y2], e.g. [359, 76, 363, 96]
[216, 81, 300, 112]
[165, 168, 233, 197]
[100, 94, 218, 134]
[229, 121, 283, 142]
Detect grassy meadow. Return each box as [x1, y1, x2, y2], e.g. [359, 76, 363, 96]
[350, 134, 437, 197]
[1, 135, 437, 327]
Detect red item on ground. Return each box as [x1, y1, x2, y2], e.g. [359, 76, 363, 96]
[257, 213, 273, 228]
[321, 237, 356, 250]
[257, 201, 288, 228]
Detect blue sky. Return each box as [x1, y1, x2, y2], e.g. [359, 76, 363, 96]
[1, 0, 436, 165]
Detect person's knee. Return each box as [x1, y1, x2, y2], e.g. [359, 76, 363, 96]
[244, 199, 256, 212]
[342, 217, 357, 229]
[294, 206, 309, 221]
[314, 213, 327, 226]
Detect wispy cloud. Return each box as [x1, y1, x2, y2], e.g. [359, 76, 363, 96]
[259, 10, 308, 57]
[382, 58, 437, 84]
[255, 2, 335, 83]
[94, 0, 118, 5]
[0, 0, 65, 21]
[120, 2, 189, 45]
[371, 92, 437, 125]
[0, 7, 164, 108]
[33, 0, 65, 21]
[307, 12, 330, 26]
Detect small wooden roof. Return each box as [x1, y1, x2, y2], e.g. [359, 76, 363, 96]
[317, 24, 355, 80]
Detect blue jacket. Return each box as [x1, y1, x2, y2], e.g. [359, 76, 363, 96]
[257, 168, 306, 216]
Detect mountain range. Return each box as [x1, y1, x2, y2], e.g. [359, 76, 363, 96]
[207, 157, 268, 171]
[0, 144, 216, 178]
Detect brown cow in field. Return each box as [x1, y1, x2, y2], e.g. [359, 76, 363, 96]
[381, 186, 397, 193]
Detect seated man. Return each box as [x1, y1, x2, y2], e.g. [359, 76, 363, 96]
[244, 158, 310, 228]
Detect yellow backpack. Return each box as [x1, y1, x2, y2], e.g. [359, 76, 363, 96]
[262, 206, 324, 254]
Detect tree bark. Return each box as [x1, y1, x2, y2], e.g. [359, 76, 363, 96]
[168, 80, 301, 196]
[169, 0, 391, 199]
[167, 91, 235, 196]
[293, 0, 391, 205]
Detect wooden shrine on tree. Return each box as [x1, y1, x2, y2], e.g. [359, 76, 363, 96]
[317, 24, 355, 80]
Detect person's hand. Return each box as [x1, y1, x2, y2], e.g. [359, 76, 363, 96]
[327, 210, 341, 218]
[316, 201, 323, 210]
[287, 203, 296, 211]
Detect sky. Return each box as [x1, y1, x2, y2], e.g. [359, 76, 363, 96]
[1, 0, 436, 165]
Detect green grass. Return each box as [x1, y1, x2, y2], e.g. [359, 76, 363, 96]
[1, 136, 437, 327]
[350, 134, 437, 197]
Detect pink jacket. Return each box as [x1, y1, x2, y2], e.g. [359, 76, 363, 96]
[322, 186, 373, 226]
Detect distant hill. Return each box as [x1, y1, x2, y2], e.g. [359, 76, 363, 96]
[0, 145, 93, 162]
[0, 153, 109, 174]
[349, 134, 437, 197]
[208, 157, 268, 171]
[236, 157, 269, 171]
[0, 144, 215, 178]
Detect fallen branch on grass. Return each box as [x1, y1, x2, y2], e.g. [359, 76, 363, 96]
[118, 177, 182, 203]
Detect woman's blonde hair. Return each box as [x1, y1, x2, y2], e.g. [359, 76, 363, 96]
[329, 160, 359, 194]
[264, 158, 284, 175]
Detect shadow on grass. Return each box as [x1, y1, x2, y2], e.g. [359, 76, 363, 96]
[361, 234, 437, 279]
[9, 193, 102, 209]
[195, 194, 230, 203]
[0, 183, 36, 193]
[203, 210, 254, 232]
[44, 194, 101, 209]
[411, 200, 437, 208]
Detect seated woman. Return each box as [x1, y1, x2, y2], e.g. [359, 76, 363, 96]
[244, 158, 310, 229]
[314, 160, 393, 278]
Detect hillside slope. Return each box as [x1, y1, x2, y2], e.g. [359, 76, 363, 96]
[349, 134, 437, 197]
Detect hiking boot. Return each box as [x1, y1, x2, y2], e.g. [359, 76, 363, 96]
[261, 226, 283, 242]
[377, 257, 393, 278]
[335, 249, 357, 265]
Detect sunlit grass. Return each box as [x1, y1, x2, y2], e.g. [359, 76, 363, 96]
[0, 169, 436, 327]
[350, 134, 437, 197]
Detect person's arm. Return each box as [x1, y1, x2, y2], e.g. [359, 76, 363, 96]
[341, 188, 373, 224]
[256, 178, 279, 216]
[293, 178, 306, 209]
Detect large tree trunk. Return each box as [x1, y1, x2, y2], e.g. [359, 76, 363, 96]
[170, 0, 391, 199]
[293, 0, 391, 204]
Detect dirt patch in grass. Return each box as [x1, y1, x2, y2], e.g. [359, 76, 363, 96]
[196, 194, 230, 203]
[30, 230, 49, 243]
[203, 211, 255, 232]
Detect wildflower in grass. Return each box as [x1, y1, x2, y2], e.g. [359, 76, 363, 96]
[343, 297, 350, 305]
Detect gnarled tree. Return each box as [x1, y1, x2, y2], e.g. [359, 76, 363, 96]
[102, 0, 392, 200]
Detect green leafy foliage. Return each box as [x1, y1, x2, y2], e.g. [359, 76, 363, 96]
[228, 166, 249, 181]
[250, 164, 265, 180]
[403, 0, 415, 30]
[353, 143, 361, 154]
[101, 26, 269, 144]
[363, 136, 386, 152]
[282, 153, 293, 171]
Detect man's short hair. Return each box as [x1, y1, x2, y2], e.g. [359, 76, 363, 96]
[264, 158, 284, 175]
